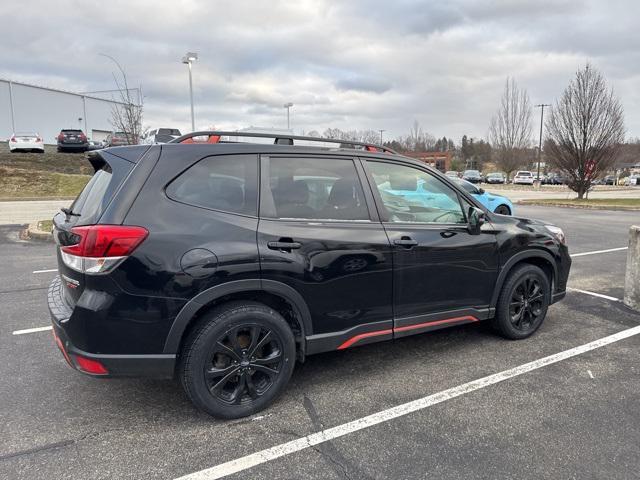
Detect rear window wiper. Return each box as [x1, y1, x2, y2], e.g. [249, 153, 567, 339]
[61, 207, 81, 217]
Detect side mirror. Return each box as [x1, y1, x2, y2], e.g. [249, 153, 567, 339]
[477, 188, 485, 194]
[468, 207, 485, 235]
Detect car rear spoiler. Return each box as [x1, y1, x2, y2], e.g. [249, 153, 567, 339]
[86, 145, 151, 172]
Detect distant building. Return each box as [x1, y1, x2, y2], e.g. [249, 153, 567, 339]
[403, 151, 452, 172]
[1, 78, 136, 144]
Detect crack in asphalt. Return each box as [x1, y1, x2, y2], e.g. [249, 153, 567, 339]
[303, 394, 371, 480]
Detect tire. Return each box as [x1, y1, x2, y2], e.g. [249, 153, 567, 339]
[179, 301, 296, 419]
[492, 264, 550, 340]
[494, 204, 511, 215]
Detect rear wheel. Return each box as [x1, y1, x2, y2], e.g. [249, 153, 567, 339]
[179, 301, 296, 419]
[492, 264, 550, 339]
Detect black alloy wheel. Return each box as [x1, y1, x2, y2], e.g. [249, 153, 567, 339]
[180, 301, 296, 419]
[205, 324, 284, 405]
[509, 276, 544, 331]
[493, 264, 550, 339]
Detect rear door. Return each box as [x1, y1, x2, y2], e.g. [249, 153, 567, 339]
[363, 159, 499, 335]
[257, 155, 393, 351]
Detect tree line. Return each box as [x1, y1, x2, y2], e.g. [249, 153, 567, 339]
[319, 64, 632, 199]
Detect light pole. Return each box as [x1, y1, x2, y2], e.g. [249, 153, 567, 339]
[182, 52, 198, 132]
[283, 102, 293, 130]
[379, 129, 385, 145]
[535, 103, 551, 181]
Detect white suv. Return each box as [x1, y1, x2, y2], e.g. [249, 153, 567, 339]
[513, 171, 534, 185]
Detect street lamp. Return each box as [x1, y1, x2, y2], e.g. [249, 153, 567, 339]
[283, 102, 293, 130]
[379, 129, 385, 145]
[182, 52, 198, 132]
[535, 103, 551, 183]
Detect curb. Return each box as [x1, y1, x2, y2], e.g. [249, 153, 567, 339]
[516, 201, 640, 211]
[25, 222, 54, 242]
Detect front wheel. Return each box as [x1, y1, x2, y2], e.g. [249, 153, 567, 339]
[179, 301, 296, 419]
[494, 204, 511, 215]
[492, 264, 550, 339]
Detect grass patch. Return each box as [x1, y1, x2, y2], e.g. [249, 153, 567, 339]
[0, 143, 93, 175]
[0, 166, 90, 198]
[521, 198, 640, 208]
[38, 219, 53, 232]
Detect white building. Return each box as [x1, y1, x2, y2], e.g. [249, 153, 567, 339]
[1, 78, 135, 144]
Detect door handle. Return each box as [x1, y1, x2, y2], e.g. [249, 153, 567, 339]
[393, 236, 418, 247]
[267, 240, 302, 251]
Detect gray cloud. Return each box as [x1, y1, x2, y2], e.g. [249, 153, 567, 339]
[1, 0, 638, 140]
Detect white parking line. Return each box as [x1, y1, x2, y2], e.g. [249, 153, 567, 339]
[567, 287, 620, 302]
[174, 324, 640, 480]
[12, 326, 53, 335]
[33, 269, 57, 274]
[570, 247, 628, 258]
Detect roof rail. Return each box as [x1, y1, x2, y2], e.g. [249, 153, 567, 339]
[168, 130, 398, 154]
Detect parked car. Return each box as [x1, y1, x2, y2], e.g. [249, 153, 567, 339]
[454, 178, 514, 215]
[627, 174, 639, 186]
[57, 129, 88, 152]
[142, 128, 182, 144]
[513, 170, 535, 185]
[462, 169, 482, 183]
[9, 132, 44, 153]
[485, 172, 507, 184]
[104, 132, 132, 147]
[543, 173, 563, 185]
[48, 131, 571, 419]
[444, 171, 459, 179]
[87, 140, 104, 151]
[603, 175, 616, 186]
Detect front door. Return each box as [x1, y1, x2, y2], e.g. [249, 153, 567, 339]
[258, 155, 394, 352]
[364, 160, 499, 336]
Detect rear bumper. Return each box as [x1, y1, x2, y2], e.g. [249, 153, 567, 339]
[48, 276, 175, 378]
[57, 143, 88, 150]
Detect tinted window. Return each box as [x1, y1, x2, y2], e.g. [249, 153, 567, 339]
[166, 155, 258, 216]
[267, 157, 369, 220]
[368, 161, 465, 224]
[70, 156, 133, 226]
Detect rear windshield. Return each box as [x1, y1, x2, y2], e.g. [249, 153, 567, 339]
[62, 129, 82, 133]
[69, 156, 133, 225]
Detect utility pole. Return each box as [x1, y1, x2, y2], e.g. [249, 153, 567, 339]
[379, 129, 385, 145]
[535, 104, 551, 181]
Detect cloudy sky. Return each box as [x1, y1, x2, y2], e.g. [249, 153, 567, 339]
[2, 0, 639, 142]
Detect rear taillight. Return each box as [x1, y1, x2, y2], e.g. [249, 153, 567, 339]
[79, 133, 87, 141]
[10, 136, 17, 142]
[58, 133, 64, 141]
[36, 136, 42, 142]
[60, 225, 148, 274]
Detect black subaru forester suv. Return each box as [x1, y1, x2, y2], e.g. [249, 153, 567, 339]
[48, 131, 571, 419]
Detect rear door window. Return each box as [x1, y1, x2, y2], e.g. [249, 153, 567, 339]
[166, 154, 258, 216]
[265, 157, 370, 221]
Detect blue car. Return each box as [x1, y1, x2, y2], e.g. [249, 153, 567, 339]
[453, 178, 514, 215]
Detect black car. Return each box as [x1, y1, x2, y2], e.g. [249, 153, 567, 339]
[485, 172, 507, 184]
[462, 169, 483, 183]
[48, 131, 571, 419]
[57, 129, 89, 152]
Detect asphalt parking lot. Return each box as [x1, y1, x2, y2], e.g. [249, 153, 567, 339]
[1, 205, 639, 480]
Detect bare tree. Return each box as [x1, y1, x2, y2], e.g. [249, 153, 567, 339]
[545, 64, 625, 198]
[104, 55, 143, 145]
[489, 78, 533, 179]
